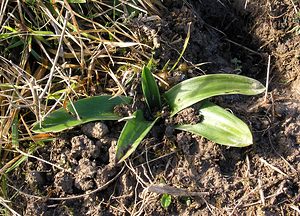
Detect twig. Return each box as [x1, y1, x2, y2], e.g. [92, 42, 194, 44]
[38, 11, 69, 100]
[225, 38, 262, 56]
[134, 151, 177, 168]
[259, 158, 288, 177]
[264, 55, 271, 102]
[244, 0, 249, 9]
[0, 154, 22, 175]
[267, 130, 297, 173]
[290, 205, 300, 214]
[15, 148, 72, 174]
[17, 0, 25, 25]
[0, 0, 9, 27]
[229, 186, 259, 215]
[289, 0, 298, 13]
[258, 178, 265, 206]
[242, 181, 286, 207]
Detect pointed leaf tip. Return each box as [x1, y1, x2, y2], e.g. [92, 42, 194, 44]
[164, 74, 265, 116]
[142, 65, 161, 111]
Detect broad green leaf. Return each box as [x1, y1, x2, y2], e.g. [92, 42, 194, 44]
[175, 101, 253, 147]
[116, 110, 159, 163]
[32, 95, 132, 133]
[161, 194, 172, 209]
[164, 74, 265, 116]
[142, 65, 161, 111]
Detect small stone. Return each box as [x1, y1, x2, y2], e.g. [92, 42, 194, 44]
[82, 122, 109, 139]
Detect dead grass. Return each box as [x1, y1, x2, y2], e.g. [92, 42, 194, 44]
[0, 0, 161, 213]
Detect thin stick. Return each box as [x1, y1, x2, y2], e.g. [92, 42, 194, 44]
[16, 148, 72, 174]
[17, 0, 25, 25]
[39, 11, 69, 100]
[225, 39, 262, 56]
[244, 0, 249, 9]
[290, 0, 298, 13]
[290, 205, 300, 214]
[259, 158, 288, 177]
[264, 55, 271, 102]
[0, 0, 9, 27]
[258, 179, 265, 206]
[147, 184, 209, 197]
[229, 186, 259, 215]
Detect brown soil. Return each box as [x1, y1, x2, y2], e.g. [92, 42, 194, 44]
[8, 0, 300, 215]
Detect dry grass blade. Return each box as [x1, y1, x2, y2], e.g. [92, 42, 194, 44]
[0, 0, 9, 27]
[38, 11, 69, 100]
[0, 0, 153, 214]
[0, 197, 21, 216]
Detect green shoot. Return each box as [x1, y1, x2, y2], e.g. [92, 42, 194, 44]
[142, 65, 162, 112]
[169, 22, 191, 73]
[161, 194, 172, 209]
[116, 110, 159, 163]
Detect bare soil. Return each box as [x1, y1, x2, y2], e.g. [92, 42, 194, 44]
[8, 0, 300, 215]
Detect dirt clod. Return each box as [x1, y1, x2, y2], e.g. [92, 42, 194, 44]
[70, 135, 101, 159]
[74, 158, 97, 191]
[54, 172, 74, 194]
[81, 122, 109, 139]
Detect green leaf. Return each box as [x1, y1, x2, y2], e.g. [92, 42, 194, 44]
[142, 65, 161, 111]
[11, 114, 19, 147]
[32, 30, 54, 36]
[161, 194, 172, 209]
[47, 83, 77, 100]
[164, 74, 265, 116]
[2, 26, 17, 33]
[169, 22, 191, 73]
[5, 155, 28, 173]
[175, 101, 253, 147]
[6, 40, 24, 50]
[116, 110, 159, 163]
[32, 95, 132, 133]
[146, 57, 154, 70]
